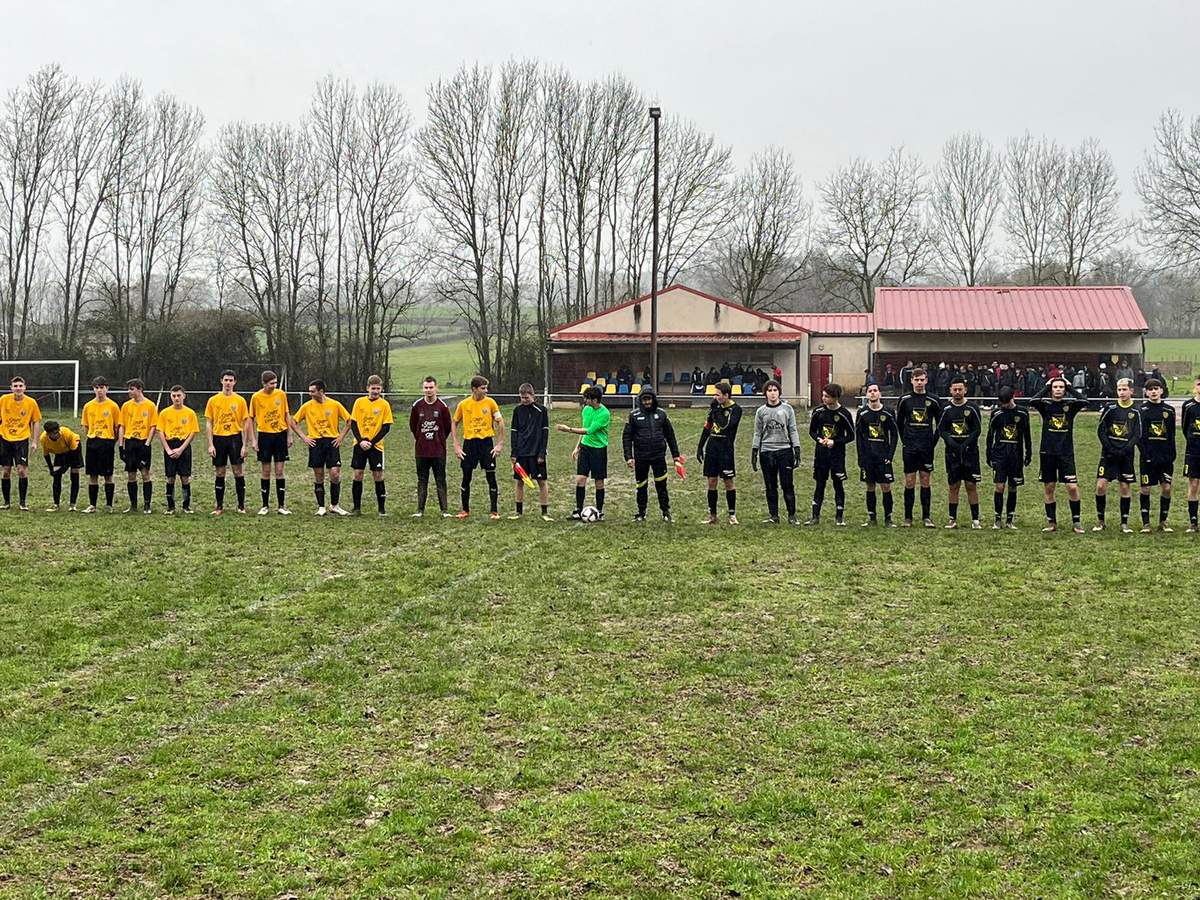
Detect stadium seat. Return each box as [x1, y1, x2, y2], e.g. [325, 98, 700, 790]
[595, 377, 606, 387]
[618, 383, 630, 394]
[630, 383, 642, 395]
[732, 375, 743, 386]
[705, 384, 717, 395]
[680, 372, 691, 384]
[663, 372, 674, 385]
[744, 384, 755, 395]
[579, 384, 590, 394]
[605, 383, 617, 395]
[732, 384, 743, 395]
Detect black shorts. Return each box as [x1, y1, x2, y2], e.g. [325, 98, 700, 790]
[901, 444, 935, 474]
[702, 443, 735, 479]
[576, 444, 608, 480]
[351, 445, 385, 472]
[461, 437, 496, 472]
[945, 447, 982, 484]
[212, 433, 244, 468]
[85, 437, 115, 477]
[123, 438, 152, 473]
[813, 449, 848, 483]
[513, 455, 548, 481]
[1184, 452, 1200, 480]
[860, 457, 894, 484]
[50, 448, 84, 471]
[164, 440, 193, 479]
[307, 437, 341, 470]
[1039, 451, 1077, 484]
[1139, 459, 1173, 487]
[1096, 452, 1135, 484]
[991, 457, 1025, 487]
[256, 430, 289, 463]
[0, 438, 29, 467]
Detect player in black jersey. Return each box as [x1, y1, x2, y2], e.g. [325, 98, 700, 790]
[697, 382, 743, 525]
[1094, 378, 1141, 533]
[1029, 376, 1089, 533]
[1182, 376, 1200, 532]
[986, 386, 1032, 529]
[1137, 378, 1176, 532]
[937, 376, 982, 528]
[805, 383, 855, 526]
[896, 367, 941, 527]
[855, 383, 899, 527]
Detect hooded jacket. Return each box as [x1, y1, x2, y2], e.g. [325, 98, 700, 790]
[622, 389, 680, 461]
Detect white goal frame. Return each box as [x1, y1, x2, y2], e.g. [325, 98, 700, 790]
[0, 359, 81, 417]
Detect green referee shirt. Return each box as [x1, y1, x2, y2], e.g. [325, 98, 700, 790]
[580, 404, 610, 449]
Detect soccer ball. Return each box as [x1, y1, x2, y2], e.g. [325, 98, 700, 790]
[580, 505, 601, 523]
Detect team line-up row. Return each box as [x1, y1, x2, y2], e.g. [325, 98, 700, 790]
[0, 367, 1198, 533]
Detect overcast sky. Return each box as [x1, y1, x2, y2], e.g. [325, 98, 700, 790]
[4, 0, 1198, 207]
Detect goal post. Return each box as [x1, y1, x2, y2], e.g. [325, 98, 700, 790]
[0, 359, 81, 417]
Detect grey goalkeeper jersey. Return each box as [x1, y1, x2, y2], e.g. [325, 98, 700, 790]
[752, 401, 801, 452]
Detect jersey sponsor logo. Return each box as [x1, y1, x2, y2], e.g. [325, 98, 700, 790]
[1150, 421, 1166, 437]
[1050, 414, 1066, 430]
[951, 420, 966, 436]
[821, 425, 835, 439]
[1003, 424, 1017, 440]
[1109, 421, 1128, 438]
[868, 423, 883, 439]
[911, 409, 926, 424]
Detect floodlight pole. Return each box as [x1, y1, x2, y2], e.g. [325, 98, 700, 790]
[649, 105, 661, 391]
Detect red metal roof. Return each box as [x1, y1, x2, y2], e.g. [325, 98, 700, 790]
[549, 331, 804, 345]
[548, 284, 809, 337]
[875, 286, 1147, 333]
[776, 313, 874, 335]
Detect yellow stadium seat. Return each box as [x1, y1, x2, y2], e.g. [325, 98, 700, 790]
[630, 383, 642, 395]
[586, 371, 596, 381]
[732, 384, 743, 395]
[705, 384, 717, 395]
[579, 383, 590, 394]
[605, 383, 617, 395]
[595, 377, 607, 387]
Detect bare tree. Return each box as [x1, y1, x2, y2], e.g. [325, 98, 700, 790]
[1003, 133, 1063, 284]
[932, 133, 1003, 286]
[818, 147, 936, 312]
[1138, 109, 1200, 275]
[1055, 139, 1127, 285]
[712, 147, 810, 310]
[0, 64, 71, 355]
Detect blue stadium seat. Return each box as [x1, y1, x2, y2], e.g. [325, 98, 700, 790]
[663, 372, 674, 384]
[680, 372, 692, 384]
[618, 383, 630, 394]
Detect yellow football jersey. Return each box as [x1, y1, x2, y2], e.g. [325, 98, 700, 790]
[250, 389, 291, 433]
[0, 393, 41, 441]
[120, 399, 159, 440]
[453, 396, 501, 440]
[204, 393, 249, 437]
[158, 405, 200, 442]
[40, 426, 80, 455]
[81, 398, 121, 439]
[294, 398, 350, 439]
[350, 396, 394, 448]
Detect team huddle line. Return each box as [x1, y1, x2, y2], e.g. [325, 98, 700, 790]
[0, 366, 1197, 532]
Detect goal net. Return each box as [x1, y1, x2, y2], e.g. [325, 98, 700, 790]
[0, 359, 81, 417]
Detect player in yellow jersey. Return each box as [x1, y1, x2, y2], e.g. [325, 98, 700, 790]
[349, 374, 394, 516]
[204, 369, 250, 516]
[249, 369, 293, 515]
[118, 378, 158, 513]
[289, 379, 352, 516]
[158, 385, 200, 514]
[80, 376, 121, 512]
[39, 420, 82, 511]
[0, 375, 42, 511]
[452, 375, 505, 520]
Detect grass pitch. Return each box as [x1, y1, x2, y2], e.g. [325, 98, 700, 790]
[1, 407, 1198, 898]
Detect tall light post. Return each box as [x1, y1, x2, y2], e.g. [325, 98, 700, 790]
[649, 105, 661, 391]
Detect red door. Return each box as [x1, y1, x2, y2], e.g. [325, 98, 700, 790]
[809, 355, 831, 406]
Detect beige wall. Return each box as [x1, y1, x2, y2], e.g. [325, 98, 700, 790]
[561, 287, 802, 338]
[808, 334, 871, 391]
[875, 331, 1143, 357]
